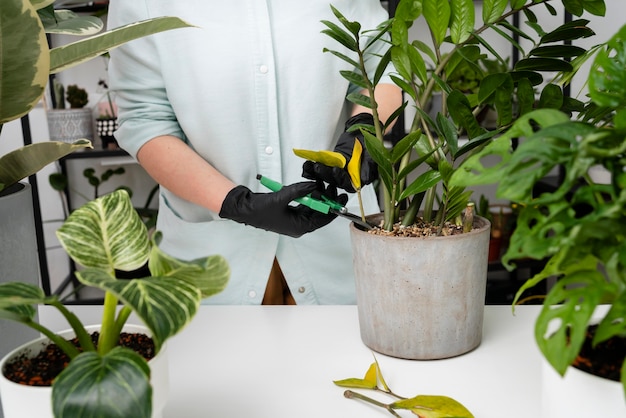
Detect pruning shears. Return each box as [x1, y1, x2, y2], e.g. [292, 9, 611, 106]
[256, 174, 374, 230]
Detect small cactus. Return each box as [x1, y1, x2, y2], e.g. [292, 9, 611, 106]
[66, 84, 89, 108]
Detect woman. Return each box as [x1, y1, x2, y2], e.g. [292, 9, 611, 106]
[107, 0, 401, 304]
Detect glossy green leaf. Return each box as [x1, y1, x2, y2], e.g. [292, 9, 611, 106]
[0, 140, 92, 192]
[293, 149, 347, 168]
[400, 170, 443, 201]
[482, 0, 507, 24]
[423, 0, 451, 47]
[450, 0, 474, 44]
[57, 189, 150, 271]
[514, 57, 573, 72]
[392, 394, 474, 417]
[540, 19, 595, 43]
[530, 44, 587, 58]
[52, 348, 151, 418]
[538, 83, 564, 109]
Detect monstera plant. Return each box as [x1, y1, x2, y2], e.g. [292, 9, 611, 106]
[0, 189, 230, 417]
[0, 0, 192, 192]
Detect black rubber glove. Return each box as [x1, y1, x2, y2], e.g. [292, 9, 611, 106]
[302, 113, 378, 193]
[219, 181, 347, 238]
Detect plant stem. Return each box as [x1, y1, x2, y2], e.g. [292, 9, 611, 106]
[97, 291, 120, 355]
[23, 319, 81, 359]
[48, 299, 96, 353]
[344, 390, 402, 417]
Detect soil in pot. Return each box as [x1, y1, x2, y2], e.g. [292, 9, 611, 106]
[365, 218, 468, 237]
[3, 332, 155, 386]
[573, 324, 626, 382]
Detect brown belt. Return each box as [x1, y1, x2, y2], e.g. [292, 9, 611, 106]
[262, 258, 296, 305]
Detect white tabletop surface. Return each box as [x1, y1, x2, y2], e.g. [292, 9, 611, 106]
[38, 305, 544, 418]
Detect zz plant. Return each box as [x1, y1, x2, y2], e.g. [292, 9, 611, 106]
[297, 0, 604, 232]
[0, 189, 230, 417]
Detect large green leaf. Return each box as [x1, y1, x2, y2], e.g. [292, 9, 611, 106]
[50, 17, 193, 73]
[52, 348, 151, 418]
[423, 0, 451, 47]
[148, 233, 230, 299]
[0, 0, 49, 124]
[450, 0, 474, 44]
[392, 395, 474, 417]
[56, 189, 150, 271]
[76, 269, 201, 350]
[0, 140, 92, 192]
[0, 282, 44, 321]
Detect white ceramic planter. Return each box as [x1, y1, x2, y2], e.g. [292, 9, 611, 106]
[542, 358, 626, 417]
[0, 324, 169, 418]
[350, 214, 491, 360]
[46, 108, 94, 143]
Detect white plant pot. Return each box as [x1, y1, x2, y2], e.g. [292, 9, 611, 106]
[542, 358, 626, 417]
[46, 108, 94, 143]
[350, 214, 491, 359]
[0, 324, 169, 418]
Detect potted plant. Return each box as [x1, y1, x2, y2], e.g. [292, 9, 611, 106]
[296, 0, 605, 359]
[46, 82, 94, 143]
[0, 189, 230, 418]
[0, 0, 191, 359]
[95, 78, 120, 149]
[450, 22, 626, 415]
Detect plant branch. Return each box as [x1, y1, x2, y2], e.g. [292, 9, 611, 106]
[344, 390, 402, 417]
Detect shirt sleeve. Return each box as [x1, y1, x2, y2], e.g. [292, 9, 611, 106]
[107, 1, 186, 159]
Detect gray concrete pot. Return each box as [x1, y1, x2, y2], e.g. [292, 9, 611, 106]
[0, 182, 40, 416]
[350, 214, 490, 360]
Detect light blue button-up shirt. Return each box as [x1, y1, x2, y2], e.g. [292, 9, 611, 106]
[108, 0, 392, 304]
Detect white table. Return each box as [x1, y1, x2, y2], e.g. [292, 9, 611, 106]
[38, 305, 543, 417]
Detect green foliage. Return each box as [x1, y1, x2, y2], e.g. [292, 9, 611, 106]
[0, 0, 193, 192]
[0, 190, 230, 417]
[321, 0, 603, 232]
[335, 359, 474, 417]
[451, 23, 626, 397]
[65, 84, 89, 108]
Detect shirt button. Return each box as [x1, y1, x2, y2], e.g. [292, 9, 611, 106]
[265, 146, 274, 155]
[259, 65, 269, 74]
[298, 287, 306, 293]
[248, 290, 257, 298]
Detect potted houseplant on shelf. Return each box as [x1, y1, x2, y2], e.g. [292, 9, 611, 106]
[0, 0, 190, 358]
[296, 0, 605, 360]
[0, 189, 230, 418]
[46, 82, 94, 143]
[450, 22, 626, 415]
[95, 78, 120, 149]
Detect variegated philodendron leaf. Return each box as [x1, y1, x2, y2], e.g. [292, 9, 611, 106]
[52, 348, 151, 418]
[57, 189, 150, 272]
[76, 268, 201, 350]
[0, 282, 45, 322]
[148, 232, 230, 299]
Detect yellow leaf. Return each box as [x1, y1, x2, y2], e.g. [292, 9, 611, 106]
[346, 140, 363, 190]
[293, 148, 346, 168]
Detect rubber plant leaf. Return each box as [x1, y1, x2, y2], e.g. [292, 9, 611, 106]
[52, 348, 151, 418]
[392, 394, 474, 418]
[346, 139, 363, 190]
[293, 149, 347, 168]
